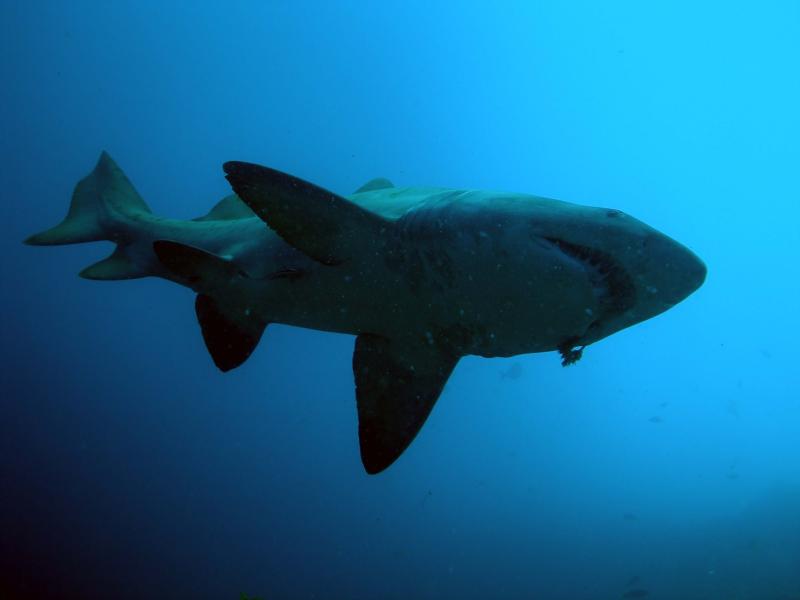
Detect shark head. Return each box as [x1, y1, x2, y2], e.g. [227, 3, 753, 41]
[525, 200, 707, 350]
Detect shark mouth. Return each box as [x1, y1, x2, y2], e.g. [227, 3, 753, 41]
[545, 237, 636, 362]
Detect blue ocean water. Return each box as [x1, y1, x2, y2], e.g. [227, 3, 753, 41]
[2, 2, 798, 598]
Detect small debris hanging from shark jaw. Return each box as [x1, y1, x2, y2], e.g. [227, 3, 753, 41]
[558, 340, 586, 366]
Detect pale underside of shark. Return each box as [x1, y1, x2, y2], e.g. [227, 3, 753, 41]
[26, 153, 706, 473]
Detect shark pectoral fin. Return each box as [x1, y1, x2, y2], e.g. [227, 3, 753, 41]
[223, 161, 391, 266]
[354, 177, 394, 193]
[79, 245, 147, 280]
[195, 294, 266, 372]
[353, 334, 460, 474]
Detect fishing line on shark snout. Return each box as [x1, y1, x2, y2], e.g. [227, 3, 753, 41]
[25, 152, 707, 474]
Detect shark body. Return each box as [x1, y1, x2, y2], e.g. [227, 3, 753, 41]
[27, 153, 706, 473]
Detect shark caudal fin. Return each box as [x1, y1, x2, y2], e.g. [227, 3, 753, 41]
[25, 152, 152, 280]
[153, 240, 267, 371]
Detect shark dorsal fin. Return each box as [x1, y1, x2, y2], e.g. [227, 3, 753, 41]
[354, 177, 394, 194]
[193, 194, 256, 222]
[223, 162, 390, 266]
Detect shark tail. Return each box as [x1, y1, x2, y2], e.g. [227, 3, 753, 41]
[25, 151, 152, 280]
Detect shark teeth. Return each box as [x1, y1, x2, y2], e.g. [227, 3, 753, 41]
[544, 237, 636, 321]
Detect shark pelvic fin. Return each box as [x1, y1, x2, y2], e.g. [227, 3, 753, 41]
[152, 240, 266, 371]
[195, 294, 266, 372]
[223, 161, 391, 266]
[354, 177, 394, 193]
[353, 333, 460, 474]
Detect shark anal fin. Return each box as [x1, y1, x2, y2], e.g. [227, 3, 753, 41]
[195, 294, 266, 372]
[353, 334, 459, 474]
[223, 161, 390, 266]
[354, 177, 394, 193]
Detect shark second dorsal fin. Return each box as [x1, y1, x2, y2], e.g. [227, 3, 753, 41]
[353, 334, 460, 474]
[223, 162, 391, 266]
[354, 177, 394, 194]
[193, 194, 256, 222]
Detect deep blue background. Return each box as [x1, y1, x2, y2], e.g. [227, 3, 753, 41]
[2, 2, 799, 598]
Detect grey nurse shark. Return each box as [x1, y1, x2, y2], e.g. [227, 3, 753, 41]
[26, 152, 706, 473]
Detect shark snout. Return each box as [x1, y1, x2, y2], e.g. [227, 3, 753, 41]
[685, 249, 707, 294]
[646, 234, 707, 308]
